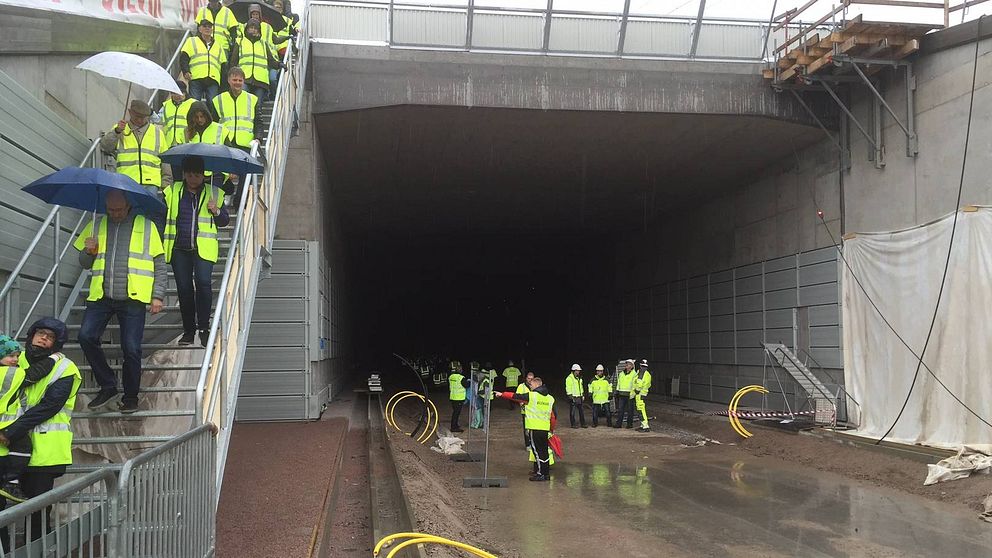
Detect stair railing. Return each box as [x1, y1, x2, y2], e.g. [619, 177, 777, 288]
[763, 343, 837, 426]
[195, 0, 312, 497]
[0, 29, 191, 339]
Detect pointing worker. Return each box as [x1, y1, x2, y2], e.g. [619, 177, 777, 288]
[499, 376, 556, 482]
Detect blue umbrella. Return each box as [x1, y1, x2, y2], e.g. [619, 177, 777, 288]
[160, 143, 264, 176]
[22, 167, 166, 216]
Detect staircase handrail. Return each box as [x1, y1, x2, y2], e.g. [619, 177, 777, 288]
[195, 0, 312, 499]
[766, 344, 835, 402]
[0, 29, 191, 337]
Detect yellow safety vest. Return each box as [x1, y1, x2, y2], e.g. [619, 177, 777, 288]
[240, 21, 277, 59]
[212, 91, 257, 148]
[163, 183, 225, 264]
[589, 377, 612, 405]
[274, 15, 292, 47]
[515, 382, 529, 415]
[0, 365, 25, 457]
[565, 374, 584, 397]
[617, 370, 635, 393]
[633, 370, 652, 397]
[187, 122, 229, 178]
[162, 98, 196, 146]
[73, 214, 164, 304]
[181, 36, 227, 84]
[448, 373, 466, 401]
[524, 392, 553, 431]
[113, 123, 168, 189]
[15, 352, 81, 467]
[195, 6, 239, 52]
[236, 36, 270, 85]
[502, 366, 520, 385]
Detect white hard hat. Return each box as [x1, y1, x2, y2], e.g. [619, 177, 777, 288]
[571, 363, 582, 371]
[595, 364, 604, 371]
[626, 359, 635, 364]
[640, 359, 649, 367]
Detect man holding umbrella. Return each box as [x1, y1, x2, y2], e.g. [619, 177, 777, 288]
[162, 156, 230, 347]
[99, 99, 172, 191]
[75, 190, 167, 413]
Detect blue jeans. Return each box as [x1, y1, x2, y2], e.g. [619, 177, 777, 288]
[78, 298, 146, 402]
[188, 78, 219, 106]
[170, 248, 214, 335]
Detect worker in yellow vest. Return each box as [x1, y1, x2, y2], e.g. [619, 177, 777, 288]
[614, 358, 636, 428]
[633, 359, 653, 432]
[160, 81, 196, 146]
[565, 363, 587, 428]
[0, 318, 81, 528]
[184, 101, 229, 188]
[195, 0, 240, 59]
[162, 156, 230, 348]
[239, 4, 284, 85]
[75, 191, 165, 415]
[272, 0, 300, 60]
[212, 67, 259, 152]
[231, 19, 282, 102]
[588, 365, 613, 428]
[180, 19, 228, 105]
[448, 362, 470, 433]
[499, 376, 556, 481]
[99, 99, 172, 191]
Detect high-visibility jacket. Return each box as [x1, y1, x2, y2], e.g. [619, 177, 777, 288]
[187, 121, 228, 178]
[181, 36, 227, 84]
[565, 374, 584, 397]
[0, 365, 25, 457]
[502, 366, 521, 386]
[449, 373, 466, 401]
[195, 5, 239, 52]
[235, 35, 271, 85]
[163, 183, 225, 264]
[240, 21, 277, 59]
[616, 370, 635, 393]
[212, 91, 257, 148]
[15, 352, 81, 467]
[588, 377, 612, 405]
[524, 392, 553, 431]
[633, 370, 652, 398]
[73, 214, 163, 304]
[274, 15, 295, 49]
[515, 381, 529, 415]
[113, 123, 169, 189]
[162, 98, 196, 146]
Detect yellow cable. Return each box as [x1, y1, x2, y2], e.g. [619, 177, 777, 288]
[384, 391, 417, 429]
[728, 385, 769, 438]
[374, 533, 497, 558]
[384, 392, 439, 445]
[416, 397, 439, 444]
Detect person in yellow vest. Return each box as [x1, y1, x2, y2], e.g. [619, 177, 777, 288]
[240, 4, 283, 85]
[614, 358, 636, 428]
[185, 101, 229, 188]
[0, 336, 29, 502]
[588, 364, 613, 428]
[230, 19, 282, 102]
[180, 19, 228, 105]
[0, 318, 81, 534]
[448, 362, 470, 433]
[633, 359, 653, 432]
[499, 376, 556, 481]
[160, 81, 196, 146]
[565, 363, 587, 428]
[501, 360, 520, 392]
[514, 371, 534, 447]
[195, 0, 240, 59]
[163, 156, 230, 348]
[272, 0, 300, 59]
[212, 67, 260, 151]
[99, 99, 172, 191]
[76, 191, 166, 414]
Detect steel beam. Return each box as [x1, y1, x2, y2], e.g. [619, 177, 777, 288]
[788, 89, 848, 157]
[819, 79, 883, 167]
[466, 0, 475, 49]
[617, 0, 631, 57]
[542, 0, 554, 52]
[688, 0, 707, 58]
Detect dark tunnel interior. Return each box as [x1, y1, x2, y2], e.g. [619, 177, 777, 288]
[314, 104, 822, 381]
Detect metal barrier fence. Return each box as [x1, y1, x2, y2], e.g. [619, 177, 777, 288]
[0, 426, 214, 557]
[0, 469, 116, 557]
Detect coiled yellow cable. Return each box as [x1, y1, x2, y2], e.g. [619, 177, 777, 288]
[374, 532, 497, 558]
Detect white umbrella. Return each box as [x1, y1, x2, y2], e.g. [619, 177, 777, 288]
[76, 51, 181, 95]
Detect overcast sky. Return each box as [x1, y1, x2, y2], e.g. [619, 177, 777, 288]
[391, 0, 992, 25]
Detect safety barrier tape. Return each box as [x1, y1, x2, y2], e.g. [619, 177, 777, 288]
[710, 410, 816, 418]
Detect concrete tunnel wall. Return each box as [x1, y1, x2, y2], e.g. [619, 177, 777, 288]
[276, 22, 992, 413]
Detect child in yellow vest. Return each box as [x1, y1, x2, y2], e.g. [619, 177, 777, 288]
[0, 335, 29, 501]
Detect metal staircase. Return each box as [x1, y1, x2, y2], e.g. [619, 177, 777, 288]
[0, 1, 313, 554]
[762, 342, 839, 426]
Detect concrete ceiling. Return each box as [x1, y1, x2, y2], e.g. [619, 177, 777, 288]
[316, 105, 823, 238]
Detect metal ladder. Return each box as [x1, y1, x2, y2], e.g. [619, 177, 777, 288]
[762, 342, 837, 425]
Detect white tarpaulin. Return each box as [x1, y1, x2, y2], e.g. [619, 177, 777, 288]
[843, 207, 992, 447]
[0, 0, 206, 30]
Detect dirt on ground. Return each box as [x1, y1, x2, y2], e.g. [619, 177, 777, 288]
[385, 398, 992, 557]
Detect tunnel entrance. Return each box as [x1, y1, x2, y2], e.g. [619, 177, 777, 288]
[315, 105, 822, 376]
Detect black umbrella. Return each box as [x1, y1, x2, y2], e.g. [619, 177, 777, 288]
[228, 0, 287, 32]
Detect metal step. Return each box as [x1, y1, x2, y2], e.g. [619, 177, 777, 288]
[78, 386, 197, 395]
[72, 409, 195, 419]
[76, 364, 201, 372]
[74, 436, 172, 445]
[66, 323, 187, 331]
[69, 305, 214, 314]
[62, 343, 206, 352]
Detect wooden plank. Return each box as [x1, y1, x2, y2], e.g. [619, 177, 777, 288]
[779, 56, 795, 69]
[816, 31, 848, 49]
[795, 53, 818, 65]
[780, 64, 803, 81]
[894, 38, 921, 57]
[762, 68, 775, 80]
[805, 51, 835, 75]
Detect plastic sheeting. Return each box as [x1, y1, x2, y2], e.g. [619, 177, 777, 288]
[843, 207, 992, 447]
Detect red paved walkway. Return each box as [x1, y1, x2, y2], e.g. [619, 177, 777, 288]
[216, 417, 348, 558]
